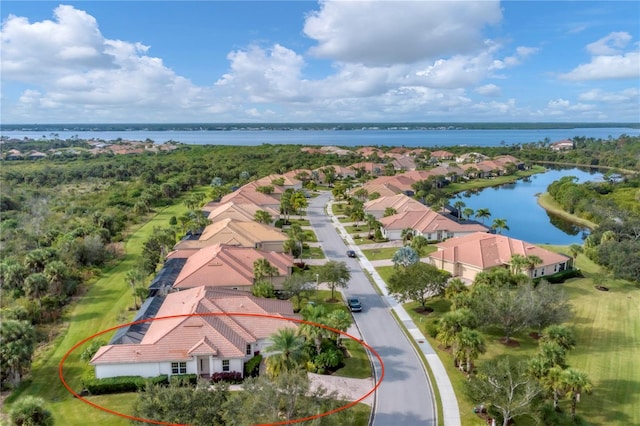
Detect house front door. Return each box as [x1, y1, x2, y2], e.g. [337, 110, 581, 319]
[198, 356, 210, 376]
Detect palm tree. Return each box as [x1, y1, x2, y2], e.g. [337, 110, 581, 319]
[453, 200, 466, 222]
[462, 208, 475, 222]
[383, 207, 397, 217]
[452, 327, 485, 375]
[265, 328, 308, 378]
[365, 214, 379, 239]
[491, 218, 509, 234]
[475, 208, 491, 224]
[254, 210, 273, 224]
[560, 368, 593, 418]
[299, 304, 328, 354]
[349, 207, 365, 228]
[287, 224, 307, 261]
[436, 308, 477, 349]
[253, 258, 278, 284]
[541, 324, 576, 352]
[508, 254, 530, 276]
[401, 228, 415, 245]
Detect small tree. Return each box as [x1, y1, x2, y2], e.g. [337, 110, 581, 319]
[388, 262, 449, 311]
[318, 260, 351, 301]
[392, 246, 419, 269]
[466, 357, 541, 426]
[9, 396, 54, 426]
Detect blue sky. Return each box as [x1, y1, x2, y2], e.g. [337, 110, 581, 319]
[1, 1, 638, 123]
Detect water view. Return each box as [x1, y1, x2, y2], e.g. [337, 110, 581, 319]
[2, 127, 638, 147]
[456, 167, 604, 245]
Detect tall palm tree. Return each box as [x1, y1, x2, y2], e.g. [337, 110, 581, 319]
[560, 368, 593, 418]
[401, 228, 415, 245]
[287, 224, 307, 261]
[436, 309, 477, 349]
[264, 328, 308, 378]
[452, 327, 485, 375]
[462, 207, 475, 222]
[365, 214, 379, 239]
[299, 304, 328, 354]
[475, 207, 491, 224]
[541, 324, 576, 352]
[491, 218, 509, 234]
[453, 200, 466, 222]
[254, 210, 273, 224]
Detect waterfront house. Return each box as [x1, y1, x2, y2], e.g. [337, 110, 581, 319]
[379, 209, 488, 241]
[428, 232, 572, 282]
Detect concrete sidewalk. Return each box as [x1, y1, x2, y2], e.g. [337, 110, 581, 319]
[327, 200, 461, 426]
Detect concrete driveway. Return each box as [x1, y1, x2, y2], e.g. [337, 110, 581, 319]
[306, 192, 437, 426]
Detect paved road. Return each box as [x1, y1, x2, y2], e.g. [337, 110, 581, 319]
[307, 192, 436, 426]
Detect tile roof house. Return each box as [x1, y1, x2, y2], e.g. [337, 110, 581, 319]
[207, 202, 279, 225]
[168, 243, 293, 291]
[91, 286, 300, 379]
[364, 194, 429, 218]
[219, 187, 281, 210]
[391, 155, 417, 171]
[253, 173, 302, 190]
[379, 210, 489, 242]
[428, 232, 572, 282]
[429, 150, 456, 161]
[550, 140, 574, 151]
[173, 218, 288, 252]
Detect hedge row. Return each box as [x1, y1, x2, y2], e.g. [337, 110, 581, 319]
[82, 375, 168, 395]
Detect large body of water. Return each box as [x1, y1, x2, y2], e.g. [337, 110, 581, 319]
[457, 167, 603, 245]
[2, 127, 638, 147]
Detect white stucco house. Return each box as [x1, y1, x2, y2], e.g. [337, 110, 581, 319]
[90, 287, 300, 379]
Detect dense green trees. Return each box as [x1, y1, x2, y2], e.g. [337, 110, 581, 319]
[388, 262, 450, 310]
[317, 260, 351, 301]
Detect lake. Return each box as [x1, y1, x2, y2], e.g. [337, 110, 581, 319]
[455, 167, 604, 245]
[2, 127, 638, 147]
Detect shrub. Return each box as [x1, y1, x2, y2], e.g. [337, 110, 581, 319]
[83, 375, 168, 395]
[80, 340, 106, 362]
[210, 371, 242, 384]
[169, 374, 198, 386]
[243, 354, 263, 377]
[9, 396, 53, 426]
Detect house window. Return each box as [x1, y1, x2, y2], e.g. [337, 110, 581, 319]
[171, 362, 187, 374]
[533, 270, 537, 277]
[554, 264, 558, 272]
[222, 359, 230, 372]
[246, 344, 252, 355]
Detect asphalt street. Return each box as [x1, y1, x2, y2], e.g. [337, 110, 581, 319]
[307, 192, 436, 426]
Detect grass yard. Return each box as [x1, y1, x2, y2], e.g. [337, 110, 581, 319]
[4, 200, 192, 425]
[361, 247, 400, 261]
[335, 338, 373, 379]
[394, 250, 640, 426]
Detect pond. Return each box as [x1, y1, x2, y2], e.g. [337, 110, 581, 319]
[453, 167, 604, 245]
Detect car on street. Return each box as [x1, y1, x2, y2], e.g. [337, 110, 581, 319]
[348, 297, 362, 312]
[347, 250, 357, 258]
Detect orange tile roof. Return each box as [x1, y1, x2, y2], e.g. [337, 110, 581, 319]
[91, 287, 299, 365]
[380, 210, 488, 234]
[364, 194, 429, 213]
[173, 243, 292, 289]
[429, 232, 570, 270]
[198, 218, 287, 245]
[207, 202, 279, 222]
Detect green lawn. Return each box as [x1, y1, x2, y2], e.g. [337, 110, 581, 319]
[4, 201, 191, 425]
[301, 246, 325, 259]
[395, 251, 640, 426]
[361, 247, 400, 261]
[334, 339, 373, 379]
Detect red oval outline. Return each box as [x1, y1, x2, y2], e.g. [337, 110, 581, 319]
[59, 312, 384, 425]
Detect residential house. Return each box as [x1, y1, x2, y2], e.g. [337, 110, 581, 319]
[168, 243, 293, 291]
[4, 149, 23, 160]
[363, 194, 429, 219]
[428, 232, 572, 281]
[550, 139, 574, 151]
[253, 173, 302, 191]
[91, 286, 300, 379]
[173, 218, 288, 252]
[391, 155, 417, 171]
[429, 150, 456, 163]
[218, 187, 281, 211]
[379, 209, 488, 241]
[206, 202, 279, 225]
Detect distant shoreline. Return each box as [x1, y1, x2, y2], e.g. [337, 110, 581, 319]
[2, 122, 639, 132]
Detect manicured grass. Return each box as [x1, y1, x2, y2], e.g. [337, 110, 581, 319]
[301, 246, 325, 259]
[4, 201, 192, 425]
[361, 247, 400, 261]
[289, 218, 311, 226]
[395, 250, 640, 426]
[334, 338, 373, 379]
[303, 229, 318, 242]
[537, 192, 597, 229]
[374, 266, 395, 283]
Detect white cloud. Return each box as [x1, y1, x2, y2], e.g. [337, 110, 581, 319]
[303, 0, 502, 66]
[560, 32, 639, 81]
[578, 87, 639, 103]
[586, 32, 632, 55]
[475, 84, 502, 97]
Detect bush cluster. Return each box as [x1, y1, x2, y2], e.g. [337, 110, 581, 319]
[210, 371, 243, 384]
[83, 375, 168, 395]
